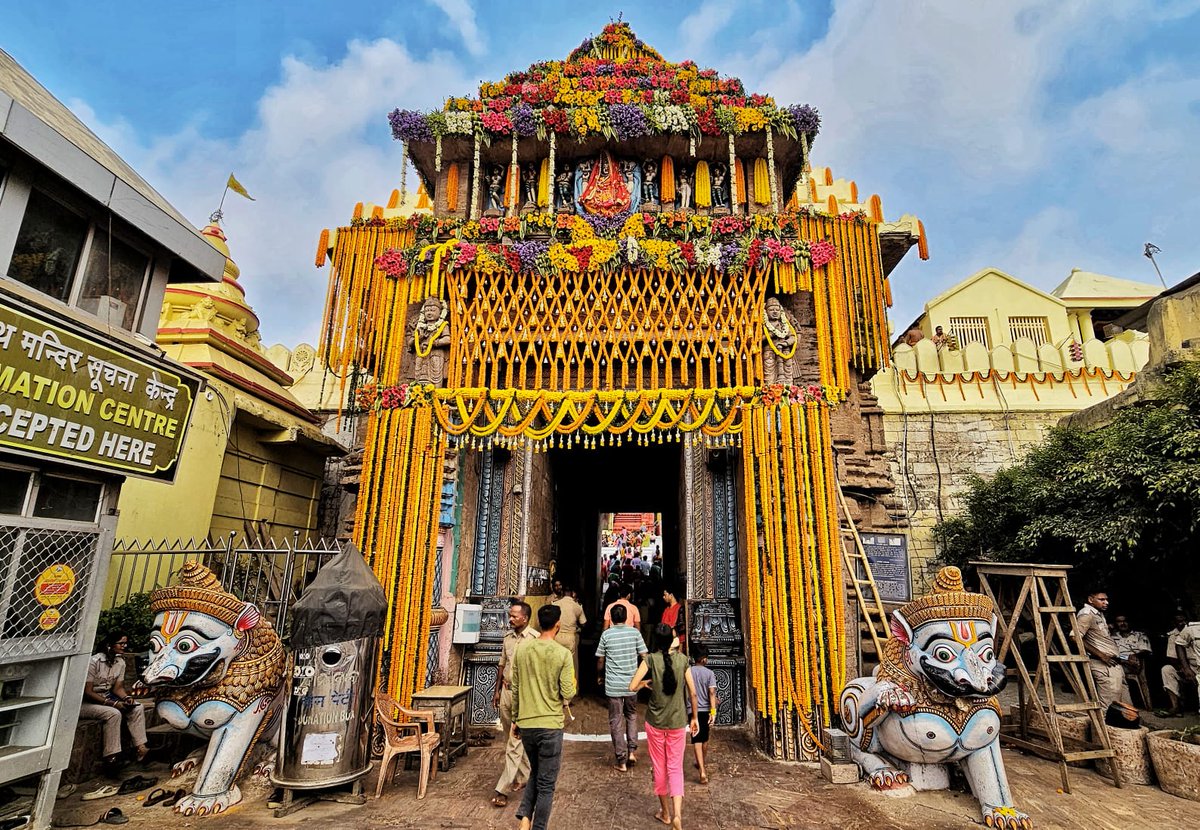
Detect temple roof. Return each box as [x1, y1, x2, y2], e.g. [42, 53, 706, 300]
[1050, 268, 1162, 303]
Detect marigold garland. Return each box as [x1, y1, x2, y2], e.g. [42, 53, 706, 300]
[446, 163, 460, 212]
[695, 161, 712, 208]
[753, 158, 770, 205]
[660, 155, 676, 203]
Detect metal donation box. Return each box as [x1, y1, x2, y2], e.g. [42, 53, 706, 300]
[275, 543, 388, 790]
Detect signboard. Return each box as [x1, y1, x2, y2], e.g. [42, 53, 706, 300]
[859, 533, 911, 603]
[0, 297, 199, 480]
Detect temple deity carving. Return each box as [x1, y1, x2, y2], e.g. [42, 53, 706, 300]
[521, 163, 538, 209]
[485, 163, 505, 214]
[711, 162, 730, 211]
[839, 567, 1030, 830]
[676, 166, 693, 211]
[554, 163, 573, 212]
[411, 297, 451, 385]
[575, 150, 641, 216]
[641, 159, 660, 207]
[762, 297, 798, 384]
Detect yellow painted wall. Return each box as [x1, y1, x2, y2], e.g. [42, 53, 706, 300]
[922, 269, 1072, 348]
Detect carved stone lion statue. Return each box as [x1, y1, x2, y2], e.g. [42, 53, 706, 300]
[838, 566, 1030, 829]
[141, 562, 285, 816]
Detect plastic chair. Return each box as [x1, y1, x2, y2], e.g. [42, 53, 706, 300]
[373, 690, 440, 799]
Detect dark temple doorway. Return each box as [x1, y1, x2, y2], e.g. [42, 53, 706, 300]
[549, 442, 683, 696]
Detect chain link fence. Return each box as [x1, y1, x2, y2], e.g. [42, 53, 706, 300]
[0, 520, 100, 660]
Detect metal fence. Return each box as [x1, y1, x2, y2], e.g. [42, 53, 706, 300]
[107, 532, 342, 632]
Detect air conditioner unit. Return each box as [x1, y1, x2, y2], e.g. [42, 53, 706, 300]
[79, 295, 128, 326]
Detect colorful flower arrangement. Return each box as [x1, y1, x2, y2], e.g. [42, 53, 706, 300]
[389, 23, 819, 146]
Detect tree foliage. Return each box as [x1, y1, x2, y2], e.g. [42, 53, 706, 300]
[935, 361, 1200, 624]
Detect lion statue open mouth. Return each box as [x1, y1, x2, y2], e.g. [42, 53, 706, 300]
[141, 562, 285, 817]
[838, 566, 1031, 830]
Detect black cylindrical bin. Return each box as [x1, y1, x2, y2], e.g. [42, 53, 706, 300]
[273, 543, 388, 789]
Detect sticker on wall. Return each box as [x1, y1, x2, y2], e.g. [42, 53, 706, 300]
[34, 564, 77, 607]
[38, 608, 62, 631]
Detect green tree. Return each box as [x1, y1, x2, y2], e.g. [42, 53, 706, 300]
[935, 360, 1200, 626]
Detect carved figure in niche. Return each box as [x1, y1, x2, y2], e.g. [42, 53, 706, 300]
[676, 167, 693, 211]
[762, 297, 798, 384]
[521, 163, 538, 209]
[141, 563, 285, 816]
[839, 567, 1029, 830]
[411, 297, 451, 385]
[574, 150, 641, 216]
[711, 162, 730, 210]
[554, 164, 574, 212]
[485, 164, 505, 214]
[642, 159, 660, 206]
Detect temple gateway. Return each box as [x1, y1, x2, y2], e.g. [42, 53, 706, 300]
[317, 23, 926, 759]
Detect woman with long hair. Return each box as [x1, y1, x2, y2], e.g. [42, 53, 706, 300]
[630, 623, 698, 829]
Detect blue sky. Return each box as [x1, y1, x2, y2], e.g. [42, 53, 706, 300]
[4, 1, 1199, 345]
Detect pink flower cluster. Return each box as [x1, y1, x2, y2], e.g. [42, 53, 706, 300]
[481, 111, 513, 133]
[374, 249, 407, 279]
[809, 240, 837, 268]
[764, 239, 795, 264]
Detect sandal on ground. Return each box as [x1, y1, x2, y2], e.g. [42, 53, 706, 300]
[490, 792, 508, 808]
[116, 776, 156, 796]
[142, 789, 169, 807]
[160, 789, 186, 808]
[80, 786, 119, 802]
[53, 809, 128, 827]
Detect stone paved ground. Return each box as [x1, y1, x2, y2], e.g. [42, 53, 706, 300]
[50, 698, 1199, 830]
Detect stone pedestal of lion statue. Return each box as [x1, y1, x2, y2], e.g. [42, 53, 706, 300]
[140, 562, 285, 816]
[838, 566, 1031, 829]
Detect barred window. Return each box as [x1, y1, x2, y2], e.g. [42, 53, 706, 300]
[1008, 316, 1051, 347]
[948, 316, 991, 349]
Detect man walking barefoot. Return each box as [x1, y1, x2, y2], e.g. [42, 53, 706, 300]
[512, 604, 577, 830]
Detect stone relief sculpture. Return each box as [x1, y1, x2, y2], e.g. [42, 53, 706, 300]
[141, 562, 285, 816]
[554, 163, 574, 212]
[521, 163, 538, 209]
[485, 163, 505, 215]
[411, 296, 451, 385]
[762, 297, 798, 384]
[641, 159, 660, 207]
[838, 567, 1030, 830]
[711, 162, 730, 211]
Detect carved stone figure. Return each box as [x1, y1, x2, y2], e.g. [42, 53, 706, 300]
[711, 162, 729, 210]
[762, 297, 798, 384]
[411, 297, 451, 385]
[677, 167, 693, 211]
[485, 164, 505, 214]
[839, 567, 1030, 830]
[142, 563, 285, 817]
[554, 165, 573, 212]
[521, 163, 538, 209]
[642, 159, 659, 206]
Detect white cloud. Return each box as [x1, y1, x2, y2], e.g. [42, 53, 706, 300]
[72, 38, 473, 347]
[678, 1, 739, 58]
[426, 0, 486, 57]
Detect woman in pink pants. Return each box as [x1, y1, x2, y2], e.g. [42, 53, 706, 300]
[631, 623, 699, 828]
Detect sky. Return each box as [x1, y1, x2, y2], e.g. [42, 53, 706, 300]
[4, 0, 1199, 346]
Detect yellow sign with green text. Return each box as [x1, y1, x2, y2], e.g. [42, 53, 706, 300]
[0, 298, 199, 480]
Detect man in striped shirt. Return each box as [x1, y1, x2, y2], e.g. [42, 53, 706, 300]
[596, 602, 648, 770]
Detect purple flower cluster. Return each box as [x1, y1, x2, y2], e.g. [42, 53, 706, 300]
[581, 206, 634, 237]
[786, 104, 821, 137]
[511, 103, 538, 138]
[608, 104, 650, 140]
[717, 242, 740, 273]
[389, 108, 432, 143]
[512, 240, 549, 272]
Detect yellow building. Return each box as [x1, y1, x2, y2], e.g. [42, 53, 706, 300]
[873, 267, 1159, 589]
[108, 224, 344, 600]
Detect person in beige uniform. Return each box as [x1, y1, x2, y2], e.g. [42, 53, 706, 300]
[492, 601, 537, 809]
[552, 584, 588, 693]
[1075, 590, 1130, 709]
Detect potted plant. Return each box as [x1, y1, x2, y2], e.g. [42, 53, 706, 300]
[1147, 726, 1200, 802]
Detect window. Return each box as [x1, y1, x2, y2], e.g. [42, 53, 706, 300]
[0, 468, 33, 515]
[1008, 316, 1050, 347]
[9, 190, 88, 301]
[78, 229, 150, 330]
[948, 316, 991, 349]
[32, 475, 103, 523]
[7, 188, 153, 332]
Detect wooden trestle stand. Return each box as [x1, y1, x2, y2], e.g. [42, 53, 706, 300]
[972, 562, 1121, 792]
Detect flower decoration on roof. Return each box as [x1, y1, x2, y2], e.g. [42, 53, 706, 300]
[389, 22, 820, 145]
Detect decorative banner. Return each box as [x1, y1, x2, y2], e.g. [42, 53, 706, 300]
[34, 564, 76, 607]
[0, 297, 200, 480]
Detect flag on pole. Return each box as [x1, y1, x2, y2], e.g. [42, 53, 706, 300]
[226, 173, 255, 201]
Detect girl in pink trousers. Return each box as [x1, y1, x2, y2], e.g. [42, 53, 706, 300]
[631, 623, 699, 829]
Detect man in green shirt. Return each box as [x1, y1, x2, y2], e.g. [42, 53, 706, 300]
[511, 604, 577, 830]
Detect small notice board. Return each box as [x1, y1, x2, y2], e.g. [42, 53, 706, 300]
[858, 533, 911, 603]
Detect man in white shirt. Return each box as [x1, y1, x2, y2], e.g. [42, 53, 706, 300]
[1172, 617, 1200, 716]
[1161, 611, 1193, 716]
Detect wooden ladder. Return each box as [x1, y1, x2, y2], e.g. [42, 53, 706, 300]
[835, 482, 890, 665]
[974, 562, 1121, 793]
